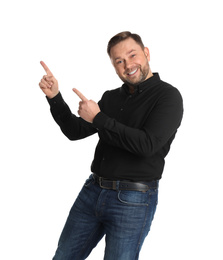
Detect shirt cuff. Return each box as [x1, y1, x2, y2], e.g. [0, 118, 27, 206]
[46, 92, 65, 109]
[92, 112, 109, 130]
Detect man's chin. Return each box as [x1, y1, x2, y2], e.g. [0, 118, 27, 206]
[122, 73, 148, 87]
[124, 78, 144, 88]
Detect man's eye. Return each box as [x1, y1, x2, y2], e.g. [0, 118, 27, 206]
[131, 54, 136, 58]
[116, 60, 122, 64]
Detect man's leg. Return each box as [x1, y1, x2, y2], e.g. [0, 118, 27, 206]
[102, 182, 159, 260]
[52, 175, 105, 260]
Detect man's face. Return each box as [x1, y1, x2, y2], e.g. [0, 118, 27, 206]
[110, 38, 151, 87]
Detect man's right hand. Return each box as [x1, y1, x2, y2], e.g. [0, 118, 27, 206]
[39, 61, 59, 99]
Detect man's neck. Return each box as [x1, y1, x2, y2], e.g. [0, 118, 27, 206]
[127, 72, 154, 94]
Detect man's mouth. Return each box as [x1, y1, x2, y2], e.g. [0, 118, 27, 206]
[127, 68, 138, 76]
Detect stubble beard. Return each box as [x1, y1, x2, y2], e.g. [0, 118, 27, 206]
[121, 63, 150, 88]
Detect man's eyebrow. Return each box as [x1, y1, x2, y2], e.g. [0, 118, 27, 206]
[127, 49, 136, 55]
[115, 56, 121, 61]
[114, 49, 136, 61]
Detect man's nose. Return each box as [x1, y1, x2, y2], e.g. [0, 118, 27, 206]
[124, 59, 132, 70]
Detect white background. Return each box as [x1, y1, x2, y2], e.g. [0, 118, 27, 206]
[1, 0, 222, 259]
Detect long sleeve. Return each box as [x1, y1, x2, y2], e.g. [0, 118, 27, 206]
[47, 92, 97, 140]
[92, 86, 183, 157]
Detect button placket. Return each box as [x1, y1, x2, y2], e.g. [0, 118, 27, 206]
[119, 95, 132, 114]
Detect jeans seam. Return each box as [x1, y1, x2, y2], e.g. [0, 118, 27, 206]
[136, 205, 150, 255]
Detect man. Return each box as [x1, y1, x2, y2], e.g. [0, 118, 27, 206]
[39, 31, 183, 260]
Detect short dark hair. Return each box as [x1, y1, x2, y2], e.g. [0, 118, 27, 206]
[107, 31, 145, 57]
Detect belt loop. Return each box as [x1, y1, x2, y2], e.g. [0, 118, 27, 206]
[115, 180, 120, 190]
[99, 177, 102, 188]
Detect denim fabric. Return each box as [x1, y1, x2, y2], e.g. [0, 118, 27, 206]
[53, 174, 158, 260]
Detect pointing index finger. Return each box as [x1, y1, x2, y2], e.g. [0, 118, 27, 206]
[40, 61, 53, 76]
[73, 88, 88, 102]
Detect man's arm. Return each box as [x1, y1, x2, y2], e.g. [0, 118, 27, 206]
[72, 86, 183, 157]
[92, 88, 183, 157]
[39, 62, 97, 140]
[46, 92, 97, 140]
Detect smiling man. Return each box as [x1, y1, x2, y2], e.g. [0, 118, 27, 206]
[110, 36, 152, 93]
[39, 31, 183, 260]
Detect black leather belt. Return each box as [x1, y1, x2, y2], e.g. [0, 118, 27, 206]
[93, 174, 158, 192]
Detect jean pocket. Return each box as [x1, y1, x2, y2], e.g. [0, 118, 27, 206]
[118, 190, 149, 206]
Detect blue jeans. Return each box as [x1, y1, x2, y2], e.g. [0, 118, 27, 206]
[53, 174, 159, 260]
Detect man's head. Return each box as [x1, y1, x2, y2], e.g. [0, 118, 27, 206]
[107, 31, 152, 89]
[107, 31, 145, 57]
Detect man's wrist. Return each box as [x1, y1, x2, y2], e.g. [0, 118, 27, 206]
[46, 91, 60, 99]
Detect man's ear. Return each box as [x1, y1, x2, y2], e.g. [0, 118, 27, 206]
[144, 47, 150, 62]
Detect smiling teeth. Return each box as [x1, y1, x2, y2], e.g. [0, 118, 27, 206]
[128, 69, 137, 75]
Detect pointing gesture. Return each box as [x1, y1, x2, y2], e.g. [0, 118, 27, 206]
[40, 61, 54, 76]
[39, 61, 100, 123]
[73, 88, 88, 102]
[73, 88, 100, 123]
[39, 61, 59, 99]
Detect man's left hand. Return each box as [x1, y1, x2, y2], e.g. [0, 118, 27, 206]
[73, 88, 101, 123]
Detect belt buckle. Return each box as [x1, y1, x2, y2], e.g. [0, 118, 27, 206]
[99, 177, 108, 189]
[99, 177, 116, 190]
